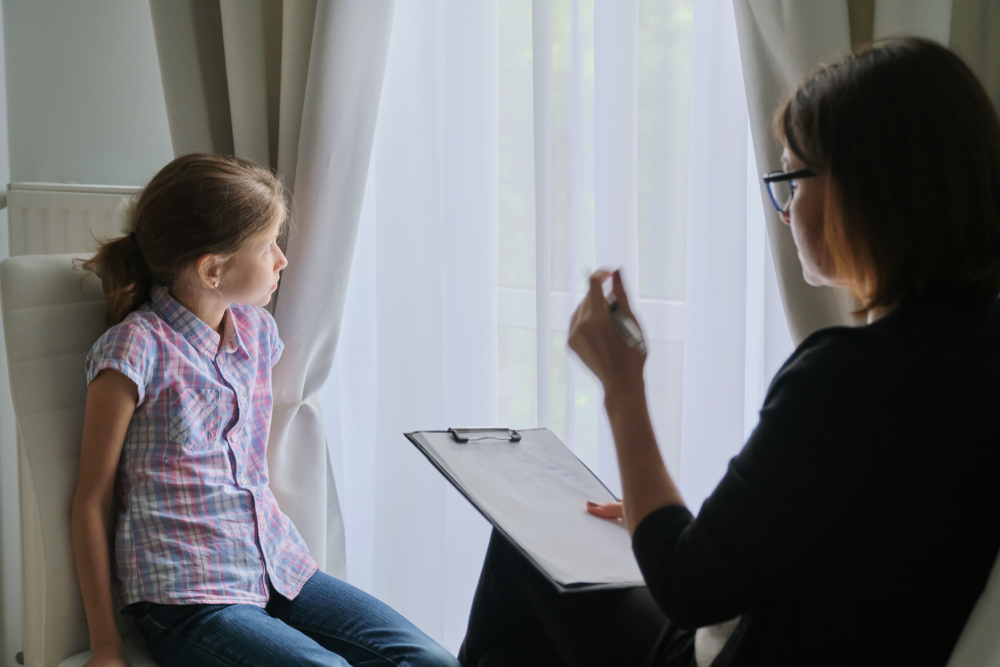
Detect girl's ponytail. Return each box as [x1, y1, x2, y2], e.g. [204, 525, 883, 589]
[81, 206, 154, 325]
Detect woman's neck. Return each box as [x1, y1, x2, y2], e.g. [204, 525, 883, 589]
[866, 304, 895, 324]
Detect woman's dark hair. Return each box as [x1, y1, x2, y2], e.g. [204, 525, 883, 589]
[774, 37, 1000, 313]
[82, 153, 287, 325]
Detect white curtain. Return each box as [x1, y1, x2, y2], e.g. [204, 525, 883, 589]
[323, 0, 796, 651]
[680, 0, 770, 511]
[323, 0, 498, 651]
[148, 0, 395, 575]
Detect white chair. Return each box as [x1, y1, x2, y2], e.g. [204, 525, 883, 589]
[1, 254, 157, 667]
[946, 547, 1000, 666]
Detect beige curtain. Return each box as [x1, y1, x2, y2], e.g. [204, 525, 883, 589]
[951, 0, 1000, 109]
[733, 0, 858, 345]
[148, 0, 395, 576]
[734, 0, 999, 344]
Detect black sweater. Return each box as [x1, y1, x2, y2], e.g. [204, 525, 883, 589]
[633, 295, 1000, 666]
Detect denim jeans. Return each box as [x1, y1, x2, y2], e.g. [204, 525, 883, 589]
[130, 570, 460, 667]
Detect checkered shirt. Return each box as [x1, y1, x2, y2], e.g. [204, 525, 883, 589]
[86, 285, 318, 607]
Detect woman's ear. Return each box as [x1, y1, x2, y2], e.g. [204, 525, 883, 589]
[195, 254, 224, 289]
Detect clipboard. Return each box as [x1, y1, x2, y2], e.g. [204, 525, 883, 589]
[405, 428, 645, 593]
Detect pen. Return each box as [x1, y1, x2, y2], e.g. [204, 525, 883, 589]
[608, 295, 647, 355]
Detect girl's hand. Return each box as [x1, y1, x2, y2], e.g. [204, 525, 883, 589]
[568, 269, 646, 394]
[83, 649, 130, 667]
[586, 500, 624, 521]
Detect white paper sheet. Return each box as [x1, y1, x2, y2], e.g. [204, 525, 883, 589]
[408, 429, 644, 588]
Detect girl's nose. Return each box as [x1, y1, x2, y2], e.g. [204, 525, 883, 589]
[276, 245, 289, 269]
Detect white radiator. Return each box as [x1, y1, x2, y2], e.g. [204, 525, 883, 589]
[6, 182, 141, 257]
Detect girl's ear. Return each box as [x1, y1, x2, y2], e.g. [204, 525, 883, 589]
[195, 254, 224, 289]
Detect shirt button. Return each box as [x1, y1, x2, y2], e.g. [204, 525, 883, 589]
[241, 478, 249, 486]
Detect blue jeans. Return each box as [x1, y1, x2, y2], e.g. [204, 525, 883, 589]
[131, 570, 460, 667]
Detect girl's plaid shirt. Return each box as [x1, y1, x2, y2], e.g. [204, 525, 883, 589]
[86, 285, 318, 607]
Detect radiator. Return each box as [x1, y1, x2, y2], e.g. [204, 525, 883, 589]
[6, 182, 141, 257]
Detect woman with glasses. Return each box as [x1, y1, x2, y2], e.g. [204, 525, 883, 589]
[459, 37, 1000, 667]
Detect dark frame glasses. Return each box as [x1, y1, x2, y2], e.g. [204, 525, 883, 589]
[762, 168, 817, 213]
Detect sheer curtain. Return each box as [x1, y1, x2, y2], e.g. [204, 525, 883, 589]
[322, 0, 791, 651]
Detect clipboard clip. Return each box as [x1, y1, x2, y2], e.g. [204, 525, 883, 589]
[448, 427, 522, 443]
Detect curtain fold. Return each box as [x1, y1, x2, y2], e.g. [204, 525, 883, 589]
[217, 0, 283, 168]
[148, 0, 395, 576]
[950, 0, 1000, 110]
[148, 0, 234, 156]
[873, 0, 953, 44]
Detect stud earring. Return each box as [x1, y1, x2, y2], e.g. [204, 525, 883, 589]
[214, 281, 219, 288]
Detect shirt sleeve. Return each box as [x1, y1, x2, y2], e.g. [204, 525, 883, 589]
[85, 318, 155, 405]
[631, 327, 892, 630]
[263, 309, 284, 367]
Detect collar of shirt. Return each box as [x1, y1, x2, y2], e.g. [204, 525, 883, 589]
[150, 285, 247, 358]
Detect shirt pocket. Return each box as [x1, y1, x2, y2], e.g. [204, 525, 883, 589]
[167, 387, 221, 449]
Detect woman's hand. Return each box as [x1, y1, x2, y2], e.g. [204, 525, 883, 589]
[568, 269, 645, 395]
[586, 500, 624, 522]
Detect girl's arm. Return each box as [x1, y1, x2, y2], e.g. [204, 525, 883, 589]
[71, 369, 138, 667]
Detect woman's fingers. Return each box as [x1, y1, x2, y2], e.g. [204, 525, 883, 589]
[610, 269, 634, 315]
[586, 500, 624, 520]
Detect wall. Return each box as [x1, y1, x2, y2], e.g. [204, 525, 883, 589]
[0, 1, 173, 664]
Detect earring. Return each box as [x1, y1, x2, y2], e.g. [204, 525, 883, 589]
[214, 281, 219, 288]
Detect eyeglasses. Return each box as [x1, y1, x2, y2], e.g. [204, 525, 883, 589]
[762, 168, 817, 213]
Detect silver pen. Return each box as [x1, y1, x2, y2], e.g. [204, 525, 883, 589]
[608, 295, 647, 355]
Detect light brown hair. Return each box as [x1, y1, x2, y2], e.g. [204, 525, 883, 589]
[774, 37, 1000, 313]
[82, 153, 287, 325]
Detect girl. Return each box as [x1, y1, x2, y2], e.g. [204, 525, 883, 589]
[71, 153, 460, 667]
[459, 38, 1000, 667]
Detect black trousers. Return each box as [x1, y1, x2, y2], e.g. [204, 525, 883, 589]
[458, 529, 697, 667]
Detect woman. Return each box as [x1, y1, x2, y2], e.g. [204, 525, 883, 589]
[458, 37, 1000, 667]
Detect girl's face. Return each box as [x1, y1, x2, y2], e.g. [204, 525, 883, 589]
[222, 209, 288, 307]
[780, 147, 839, 287]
